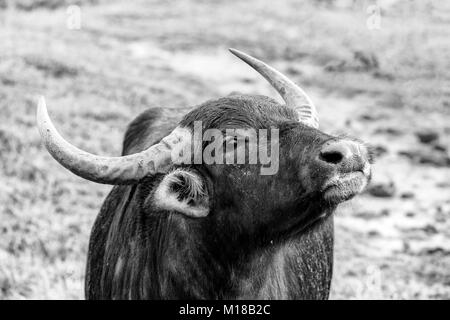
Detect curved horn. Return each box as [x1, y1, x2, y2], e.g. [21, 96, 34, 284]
[229, 48, 319, 128]
[36, 96, 191, 185]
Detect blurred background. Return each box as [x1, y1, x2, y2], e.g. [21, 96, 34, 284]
[0, 0, 449, 299]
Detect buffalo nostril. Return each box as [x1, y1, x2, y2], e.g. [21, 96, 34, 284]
[319, 141, 356, 165]
[319, 150, 344, 164]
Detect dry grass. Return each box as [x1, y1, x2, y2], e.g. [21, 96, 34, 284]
[0, 0, 449, 299]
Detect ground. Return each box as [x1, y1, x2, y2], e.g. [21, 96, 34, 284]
[0, 0, 449, 299]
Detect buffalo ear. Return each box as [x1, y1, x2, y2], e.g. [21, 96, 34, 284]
[152, 169, 210, 218]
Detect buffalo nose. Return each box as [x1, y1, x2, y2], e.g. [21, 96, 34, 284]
[319, 140, 360, 165]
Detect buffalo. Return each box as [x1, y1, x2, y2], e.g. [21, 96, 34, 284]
[37, 49, 372, 299]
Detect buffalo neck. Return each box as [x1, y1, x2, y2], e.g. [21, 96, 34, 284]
[95, 184, 334, 299]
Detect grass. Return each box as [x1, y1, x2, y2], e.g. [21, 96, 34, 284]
[0, 0, 449, 299]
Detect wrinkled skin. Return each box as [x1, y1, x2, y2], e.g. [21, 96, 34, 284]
[86, 95, 368, 299]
